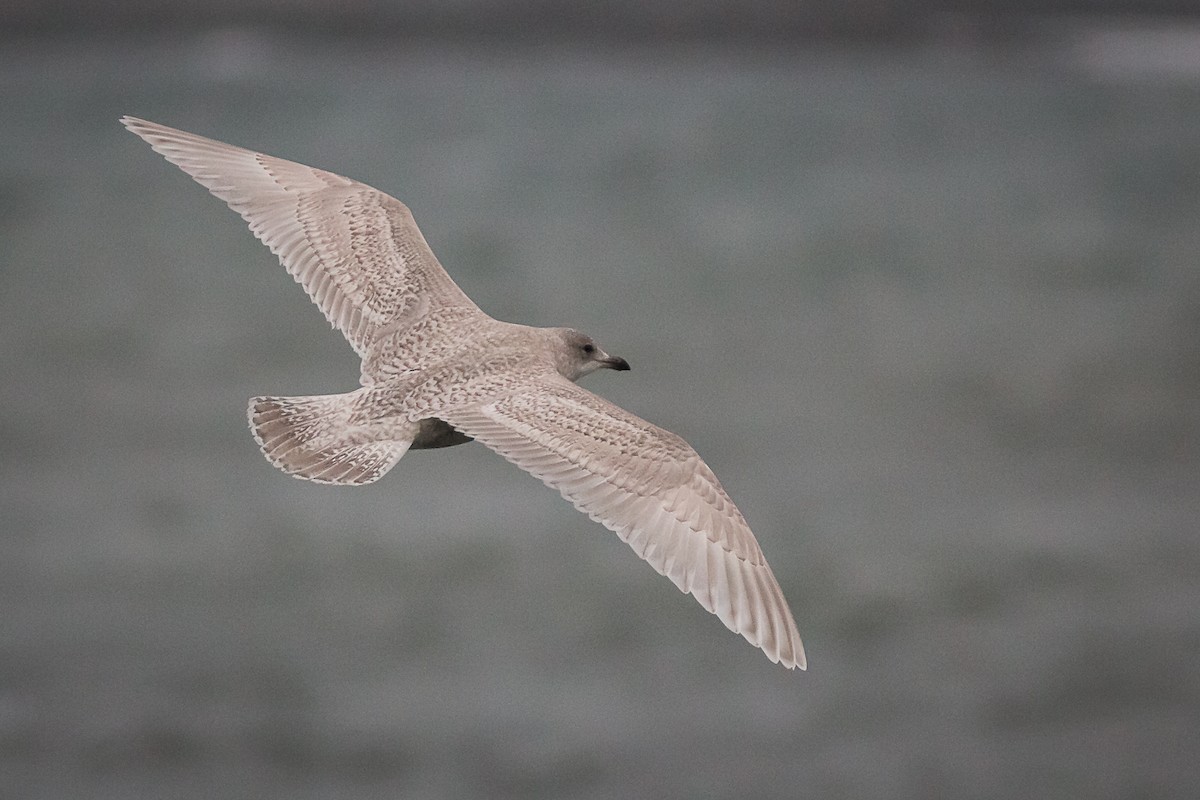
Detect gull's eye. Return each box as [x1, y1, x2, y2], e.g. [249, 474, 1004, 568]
[582, 343, 596, 355]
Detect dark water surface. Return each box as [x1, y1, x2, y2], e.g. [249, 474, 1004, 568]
[2, 29, 1199, 799]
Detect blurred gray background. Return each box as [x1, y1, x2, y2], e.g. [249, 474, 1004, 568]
[2, 2, 1199, 798]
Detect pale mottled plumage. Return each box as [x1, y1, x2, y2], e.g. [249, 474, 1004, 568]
[122, 117, 806, 670]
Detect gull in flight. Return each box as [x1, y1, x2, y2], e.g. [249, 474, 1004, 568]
[122, 117, 806, 669]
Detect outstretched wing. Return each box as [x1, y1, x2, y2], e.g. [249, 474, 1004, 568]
[121, 117, 482, 360]
[440, 376, 806, 669]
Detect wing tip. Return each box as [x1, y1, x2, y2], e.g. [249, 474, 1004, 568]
[753, 623, 807, 671]
[780, 641, 808, 671]
[120, 115, 180, 151]
[119, 115, 154, 135]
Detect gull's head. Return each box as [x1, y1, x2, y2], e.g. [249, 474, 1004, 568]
[552, 328, 630, 381]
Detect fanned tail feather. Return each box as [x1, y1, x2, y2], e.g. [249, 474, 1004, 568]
[248, 391, 412, 485]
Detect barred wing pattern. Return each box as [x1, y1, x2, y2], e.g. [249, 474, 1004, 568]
[121, 117, 481, 360]
[442, 377, 806, 669]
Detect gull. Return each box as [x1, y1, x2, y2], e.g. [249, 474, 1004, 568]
[121, 117, 806, 670]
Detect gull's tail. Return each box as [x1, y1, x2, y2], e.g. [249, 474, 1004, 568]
[248, 389, 413, 485]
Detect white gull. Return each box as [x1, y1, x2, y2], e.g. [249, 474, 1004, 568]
[122, 117, 806, 670]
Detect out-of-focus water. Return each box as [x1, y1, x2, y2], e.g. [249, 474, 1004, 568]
[2, 28, 1199, 799]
